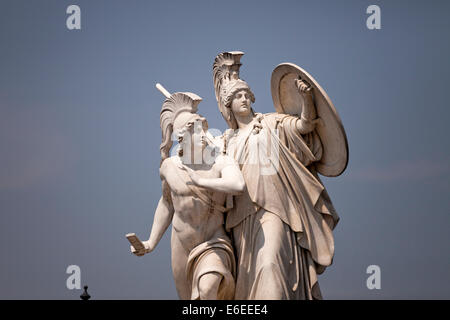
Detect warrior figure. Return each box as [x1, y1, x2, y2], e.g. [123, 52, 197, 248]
[129, 90, 245, 300]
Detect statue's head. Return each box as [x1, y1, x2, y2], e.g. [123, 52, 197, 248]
[173, 112, 209, 156]
[220, 79, 255, 129]
[213, 51, 256, 129]
[230, 89, 253, 118]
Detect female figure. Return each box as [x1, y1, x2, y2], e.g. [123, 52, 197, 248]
[213, 52, 339, 299]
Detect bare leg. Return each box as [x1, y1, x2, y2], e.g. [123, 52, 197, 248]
[171, 229, 190, 299]
[198, 272, 223, 300]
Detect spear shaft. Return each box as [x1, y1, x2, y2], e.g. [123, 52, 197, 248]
[156, 83, 171, 98]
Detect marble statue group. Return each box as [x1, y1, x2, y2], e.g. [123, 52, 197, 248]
[127, 52, 348, 300]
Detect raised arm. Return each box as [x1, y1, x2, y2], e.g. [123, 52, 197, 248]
[295, 79, 321, 134]
[184, 155, 245, 195]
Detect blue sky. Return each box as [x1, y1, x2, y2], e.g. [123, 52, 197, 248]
[0, 0, 449, 299]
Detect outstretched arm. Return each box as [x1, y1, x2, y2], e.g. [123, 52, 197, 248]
[184, 156, 245, 195]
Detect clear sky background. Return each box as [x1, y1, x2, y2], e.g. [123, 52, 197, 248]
[1, 0, 449, 299]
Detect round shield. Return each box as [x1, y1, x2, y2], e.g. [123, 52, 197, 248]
[271, 63, 348, 177]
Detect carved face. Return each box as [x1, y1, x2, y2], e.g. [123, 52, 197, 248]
[231, 90, 252, 117]
[174, 114, 209, 151]
[190, 117, 208, 150]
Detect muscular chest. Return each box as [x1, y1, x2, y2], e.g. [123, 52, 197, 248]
[164, 161, 221, 197]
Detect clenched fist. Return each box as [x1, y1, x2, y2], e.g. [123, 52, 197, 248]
[295, 78, 313, 96]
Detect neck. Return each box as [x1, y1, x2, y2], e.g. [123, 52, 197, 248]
[234, 112, 255, 130]
[180, 145, 207, 167]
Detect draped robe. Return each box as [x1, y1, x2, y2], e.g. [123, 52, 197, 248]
[225, 113, 339, 300]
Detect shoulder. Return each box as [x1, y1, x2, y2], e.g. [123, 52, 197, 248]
[263, 112, 295, 122]
[263, 112, 301, 132]
[262, 112, 278, 119]
[259, 112, 284, 127]
[160, 157, 177, 179]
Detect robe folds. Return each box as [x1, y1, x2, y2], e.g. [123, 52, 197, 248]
[225, 113, 339, 300]
[186, 238, 236, 300]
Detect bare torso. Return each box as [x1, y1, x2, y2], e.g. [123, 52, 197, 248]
[161, 157, 228, 252]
